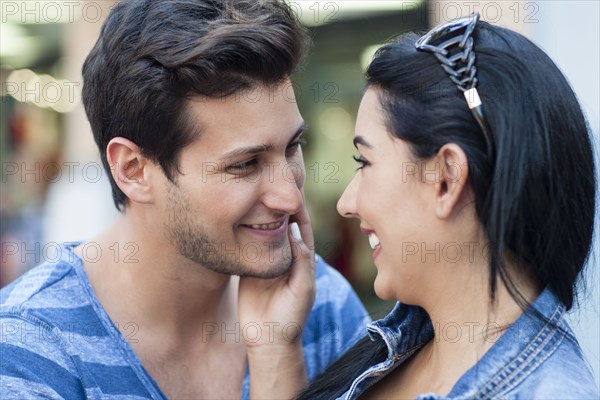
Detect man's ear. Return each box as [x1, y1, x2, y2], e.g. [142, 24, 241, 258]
[432, 143, 469, 219]
[106, 137, 154, 204]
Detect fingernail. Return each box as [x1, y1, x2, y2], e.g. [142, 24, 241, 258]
[290, 222, 302, 241]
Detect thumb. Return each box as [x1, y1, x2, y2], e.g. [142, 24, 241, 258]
[288, 222, 311, 264]
[287, 222, 316, 298]
[290, 203, 314, 252]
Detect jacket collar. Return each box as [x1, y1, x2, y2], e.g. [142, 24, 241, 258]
[365, 287, 565, 398]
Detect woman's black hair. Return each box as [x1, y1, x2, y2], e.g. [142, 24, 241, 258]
[297, 20, 596, 399]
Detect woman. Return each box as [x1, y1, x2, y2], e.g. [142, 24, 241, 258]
[296, 14, 598, 399]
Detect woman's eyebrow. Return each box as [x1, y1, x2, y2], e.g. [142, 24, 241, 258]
[353, 135, 372, 149]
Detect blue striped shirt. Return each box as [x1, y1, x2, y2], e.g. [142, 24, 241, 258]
[1, 243, 370, 399]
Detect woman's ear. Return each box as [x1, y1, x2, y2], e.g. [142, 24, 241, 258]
[106, 137, 154, 204]
[433, 143, 469, 219]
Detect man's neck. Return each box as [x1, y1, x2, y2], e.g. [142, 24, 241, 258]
[75, 214, 239, 344]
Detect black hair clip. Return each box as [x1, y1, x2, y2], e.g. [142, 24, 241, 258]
[416, 13, 494, 160]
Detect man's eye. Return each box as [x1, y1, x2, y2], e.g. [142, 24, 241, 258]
[287, 137, 307, 152]
[352, 155, 370, 171]
[228, 159, 258, 172]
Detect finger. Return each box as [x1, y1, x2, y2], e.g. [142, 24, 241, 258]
[288, 222, 311, 266]
[289, 201, 315, 252]
[290, 206, 316, 280]
[287, 222, 316, 299]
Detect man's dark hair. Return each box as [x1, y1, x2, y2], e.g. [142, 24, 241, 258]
[82, 0, 310, 210]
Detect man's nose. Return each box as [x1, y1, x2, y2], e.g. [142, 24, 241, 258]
[261, 161, 304, 215]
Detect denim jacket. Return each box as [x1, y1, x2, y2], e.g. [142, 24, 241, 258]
[338, 288, 599, 399]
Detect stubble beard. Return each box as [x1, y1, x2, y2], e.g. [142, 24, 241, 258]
[163, 183, 293, 278]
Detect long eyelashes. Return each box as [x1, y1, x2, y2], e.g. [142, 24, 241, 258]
[353, 155, 370, 171]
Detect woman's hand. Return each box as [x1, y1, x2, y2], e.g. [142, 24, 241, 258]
[238, 205, 316, 399]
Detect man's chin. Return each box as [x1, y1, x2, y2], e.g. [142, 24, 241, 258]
[237, 258, 293, 279]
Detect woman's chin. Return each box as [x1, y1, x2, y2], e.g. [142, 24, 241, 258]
[373, 277, 396, 301]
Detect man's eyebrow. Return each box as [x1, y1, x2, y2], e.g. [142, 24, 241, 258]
[353, 135, 372, 149]
[219, 121, 307, 162]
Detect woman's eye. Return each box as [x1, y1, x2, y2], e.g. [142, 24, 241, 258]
[352, 155, 370, 171]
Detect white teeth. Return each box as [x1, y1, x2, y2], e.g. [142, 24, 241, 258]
[250, 222, 283, 230]
[368, 233, 380, 250]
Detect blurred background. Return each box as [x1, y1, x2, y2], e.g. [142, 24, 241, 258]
[1, 0, 598, 385]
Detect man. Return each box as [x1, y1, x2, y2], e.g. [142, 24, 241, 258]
[0, 1, 369, 398]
